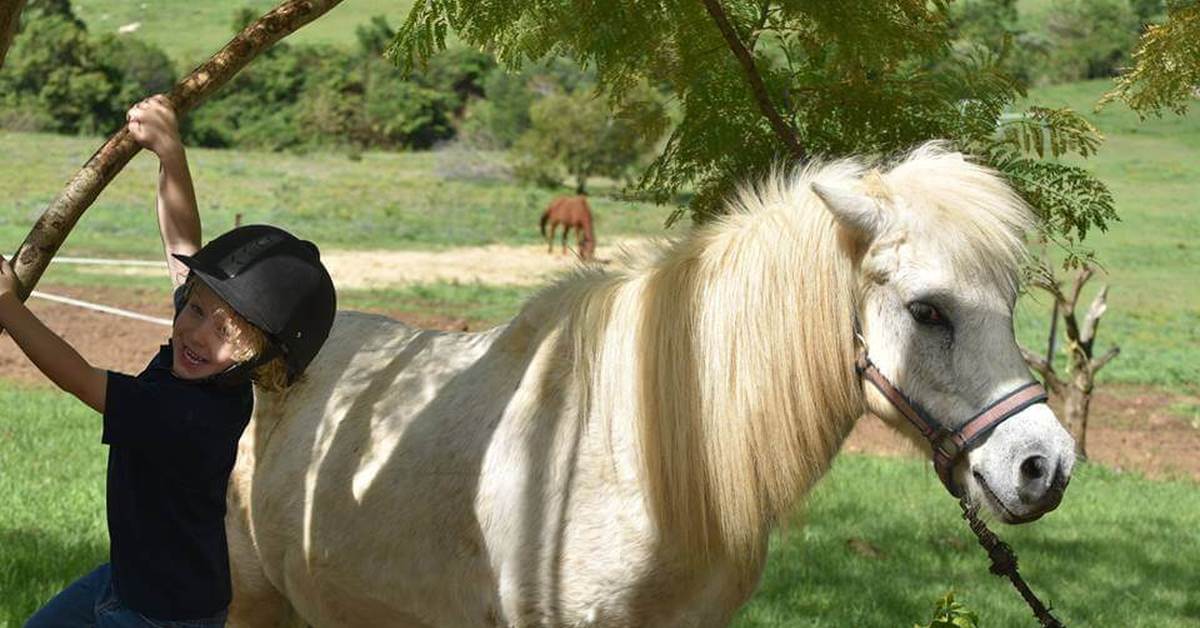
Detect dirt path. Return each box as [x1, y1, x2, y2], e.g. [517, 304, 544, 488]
[66, 240, 649, 289]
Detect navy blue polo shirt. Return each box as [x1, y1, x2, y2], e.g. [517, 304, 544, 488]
[101, 343, 254, 619]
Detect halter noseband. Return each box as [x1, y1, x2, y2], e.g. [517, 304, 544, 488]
[853, 326, 1048, 497]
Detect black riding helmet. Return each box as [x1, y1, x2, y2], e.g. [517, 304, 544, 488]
[173, 224, 336, 385]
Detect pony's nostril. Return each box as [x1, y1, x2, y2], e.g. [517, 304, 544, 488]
[1020, 455, 1049, 482]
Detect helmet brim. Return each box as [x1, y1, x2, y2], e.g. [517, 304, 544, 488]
[173, 252, 278, 337]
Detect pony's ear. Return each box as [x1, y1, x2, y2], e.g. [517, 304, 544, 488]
[811, 182, 883, 241]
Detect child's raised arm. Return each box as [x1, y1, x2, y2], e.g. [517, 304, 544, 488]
[128, 95, 200, 288]
[0, 255, 107, 412]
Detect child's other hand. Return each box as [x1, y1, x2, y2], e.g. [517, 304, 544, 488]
[127, 95, 182, 158]
[0, 254, 20, 300]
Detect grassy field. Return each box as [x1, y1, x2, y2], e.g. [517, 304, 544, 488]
[1, 385, 1196, 626]
[72, 0, 417, 67]
[0, 131, 677, 258]
[1011, 80, 1200, 393]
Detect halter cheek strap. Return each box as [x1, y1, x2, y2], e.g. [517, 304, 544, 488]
[854, 348, 1048, 497]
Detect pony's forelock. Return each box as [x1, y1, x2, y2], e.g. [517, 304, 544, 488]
[878, 143, 1035, 299]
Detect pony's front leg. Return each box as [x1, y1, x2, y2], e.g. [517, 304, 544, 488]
[547, 223, 557, 253]
[562, 225, 570, 254]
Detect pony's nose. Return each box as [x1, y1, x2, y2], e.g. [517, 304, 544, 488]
[1016, 454, 1066, 507]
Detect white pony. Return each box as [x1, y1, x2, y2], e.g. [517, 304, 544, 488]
[226, 144, 1075, 627]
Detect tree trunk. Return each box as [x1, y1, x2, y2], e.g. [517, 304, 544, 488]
[1063, 377, 1092, 460]
[9, 0, 344, 301]
[1020, 261, 1116, 462]
[0, 0, 27, 69]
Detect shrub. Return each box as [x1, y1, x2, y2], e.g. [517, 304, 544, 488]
[914, 591, 980, 628]
[512, 84, 665, 193]
[1036, 0, 1140, 83]
[0, 3, 175, 135]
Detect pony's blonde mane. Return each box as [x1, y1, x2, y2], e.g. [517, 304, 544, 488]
[525, 143, 1035, 571]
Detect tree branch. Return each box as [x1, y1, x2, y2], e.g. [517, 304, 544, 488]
[10, 0, 345, 300]
[1091, 346, 1120, 373]
[746, 0, 772, 49]
[1044, 296, 1058, 368]
[1020, 345, 1064, 394]
[1079, 283, 1109, 348]
[699, 0, 805, 160]
[1068, 265, 1093, 311]
[0, 0, 27, 69]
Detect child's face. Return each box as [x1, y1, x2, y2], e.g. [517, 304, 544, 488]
[171, 284, 242, 380]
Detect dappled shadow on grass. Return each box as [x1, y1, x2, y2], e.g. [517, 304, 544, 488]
[0, 527, 107, 625]
[732, 455, 1200, 627]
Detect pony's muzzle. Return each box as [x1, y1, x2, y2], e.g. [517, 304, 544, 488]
[1016, 454, 1069, 510]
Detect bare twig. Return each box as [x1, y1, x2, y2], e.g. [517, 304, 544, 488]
[699, 0, 805, 160]
[1044, 297, 1058, 370]
[10, 0, 345, 300]
[0, 0, 27, 69]
[1068, 266, 1093, 312]
[1079, 284, 1109, 347]
[746, 0, 772, 49]
[1020, 345, 1065, 393]
[1092, 347, 1120, 373]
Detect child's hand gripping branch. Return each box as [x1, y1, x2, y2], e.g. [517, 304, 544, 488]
[127, 94, 200, 287]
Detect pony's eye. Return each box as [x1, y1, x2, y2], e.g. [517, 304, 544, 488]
[907, 301, 947, 327]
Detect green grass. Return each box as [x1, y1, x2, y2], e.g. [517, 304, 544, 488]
[0, 385, 109, 626]
[2, 386, 1196, 626]
[1013, 80, 1200, 393]
[72, 0, 416, 68]
[733, 455, 1200, 626]
[0, 131, 677, 258]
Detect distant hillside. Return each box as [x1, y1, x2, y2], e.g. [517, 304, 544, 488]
[72, 0, 415, 67]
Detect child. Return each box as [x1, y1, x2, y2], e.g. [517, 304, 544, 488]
[3, 96, 336, 627]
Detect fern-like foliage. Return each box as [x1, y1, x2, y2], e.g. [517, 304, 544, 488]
[1101, 0, 1200, 117]
[390, 0, 1116, 254]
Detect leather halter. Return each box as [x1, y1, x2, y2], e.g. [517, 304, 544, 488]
[853, 329, 1049, 497]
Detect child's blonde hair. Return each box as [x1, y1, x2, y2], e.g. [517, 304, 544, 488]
[181, 278, 290, 392]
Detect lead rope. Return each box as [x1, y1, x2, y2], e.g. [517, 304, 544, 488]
[958, 499, 1065, 627]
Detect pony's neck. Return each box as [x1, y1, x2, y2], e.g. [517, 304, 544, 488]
[559, 185, 865, 570]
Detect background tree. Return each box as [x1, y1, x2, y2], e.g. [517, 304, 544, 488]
[0, 1, 175, 133]
[392, 0, 1115, 260]
[1020, 263, 1120, 458]
[184, 10, 478, 151]
[1103, 0, 1200, 116]
[1037, 0, 1140, 83]
[511, 85, 665, 193]
[0, 0, 27, 69]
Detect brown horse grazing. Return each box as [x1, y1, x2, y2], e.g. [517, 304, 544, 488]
[540, 196, 595, 260]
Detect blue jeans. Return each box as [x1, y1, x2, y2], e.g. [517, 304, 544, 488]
[25, 564, 228, 628]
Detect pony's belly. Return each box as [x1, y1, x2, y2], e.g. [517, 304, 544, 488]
[246, 426, 504, 627]
[476, 424, 755, 627]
